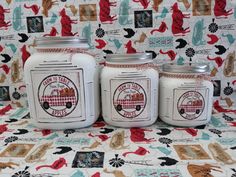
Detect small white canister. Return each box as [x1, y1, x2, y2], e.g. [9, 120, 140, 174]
[24, 37, 100, 129]
[101, 53, 159, 128]
[159, 63, 214, 127]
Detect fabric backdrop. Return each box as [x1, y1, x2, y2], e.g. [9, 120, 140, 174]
[0, 0, 236, 110]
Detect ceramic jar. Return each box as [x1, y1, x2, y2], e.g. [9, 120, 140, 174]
[101, 53, 159, 127]
[159, 63, 214, 127]
[24, 37, 100, 129]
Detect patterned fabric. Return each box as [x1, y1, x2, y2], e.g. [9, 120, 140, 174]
[0, 0, 235, 109]
[0, 108, 236, 177]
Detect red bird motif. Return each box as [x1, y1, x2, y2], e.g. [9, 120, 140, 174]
[93, 121, 106, 128]
[43, 27, 58, 37]
[0, 124, 8, 134]
[24, 4, 40, 15]
[123, 146, 150, 157]
[213, 100, 236, 114]
[0, 104, 12, 116]
[228, 122, 236, 127]
[207, 56, 223, 67]
[175, 128, 198, 136]
[21, 45, 31, 67]
[0, 45, 3, 52]
[95, 39, 107, 49]
[88, 133, 109, 141]
[125, 40, 137, 53]
[0, 64, 10, 74]
[133, 0, 150, 9]
[151, 21, 168, 34]
[0, 123, 12, 135]
[207, 34, 219, 45]
[91, 172, 101, 177]
[36, 157, 67, 171]
[159, 49, 177, 61]
[34, 129, 52, 136]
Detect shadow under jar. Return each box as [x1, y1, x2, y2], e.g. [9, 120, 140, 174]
[101, 53, 159, 128]
[159, 63, 214, 127]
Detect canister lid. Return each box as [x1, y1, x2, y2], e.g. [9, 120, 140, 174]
[162, 63, 210, 73]
[106, 53, 152, 64]
[35, 37, 89, 48]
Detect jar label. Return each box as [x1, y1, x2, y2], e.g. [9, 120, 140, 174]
[173, 88, 209, 121]
[111, 80, 151, 122]
[31, 70, 85, 122]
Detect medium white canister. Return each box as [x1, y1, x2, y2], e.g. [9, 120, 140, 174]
[24, 37, 100, 129]
[159, 63, 214, 127]
[101, 53, 159, 127]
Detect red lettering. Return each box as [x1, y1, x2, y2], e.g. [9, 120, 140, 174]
[131, 83, 140, 91]
[118, 85, 126, 92]
[118, 83, 131, 92]
[53, 76, 58, 81]
[59, 76, 70, 85]
[43, 77, 53, 86]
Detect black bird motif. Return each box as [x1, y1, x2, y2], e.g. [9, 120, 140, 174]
[5, 119, 18, 123]
[100, 128, 114, 134]
[194, 125, 206, 129]
[1, 54, 12, 63]
[158, 157, 178, 166]
[18, 33, 29, 43]
[53, 146, 73, 154]
[123, 28, 135, 38]
[13, 129, 29, 135]
[103, 50, 113, 54]
[215, 45, 227, 55]
[176, 38, 188, 49]
[145, 50, 157, 59]
[156, 128, 171, 136]
[230, 146, 236, 150]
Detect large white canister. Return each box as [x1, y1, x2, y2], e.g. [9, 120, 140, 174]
[101, 53, 159, 127]
[159, 63, 214, 127]
[24, 37, 100, 129]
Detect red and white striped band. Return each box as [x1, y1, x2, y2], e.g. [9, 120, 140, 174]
[160, 72, 211, 81]
[36, 48, 94, 57]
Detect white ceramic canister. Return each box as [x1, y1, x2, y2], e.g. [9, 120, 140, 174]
[159, 63, 214, 127]
[24, 37, 100, 129]
[101, 53, 159, 127]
